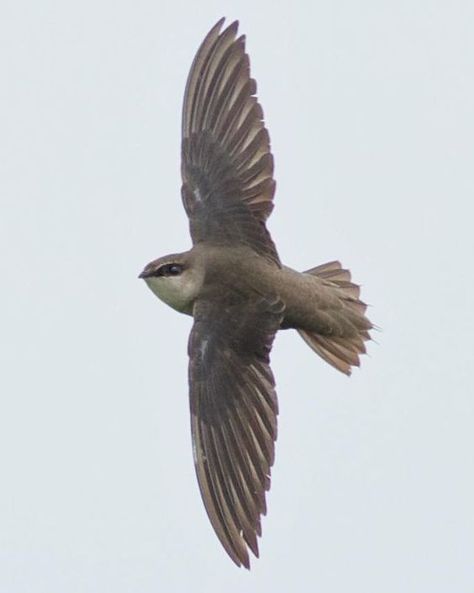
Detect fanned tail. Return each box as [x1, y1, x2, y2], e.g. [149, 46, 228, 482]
[297, 261, 372, 375]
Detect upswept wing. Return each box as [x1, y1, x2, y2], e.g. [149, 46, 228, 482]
[181, 19, 279, 265]
[188, 294, 284, 567]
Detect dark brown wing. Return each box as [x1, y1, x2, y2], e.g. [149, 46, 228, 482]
[188, 294, 284, 568]
[181, 19, 280, 266]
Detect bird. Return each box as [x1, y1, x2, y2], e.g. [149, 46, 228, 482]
[139, 18, 373, 569]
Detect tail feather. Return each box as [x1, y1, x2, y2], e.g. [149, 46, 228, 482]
[305, 261, 364, 302]
[299, 332, 358, 375]
[298, 261, 372, 376]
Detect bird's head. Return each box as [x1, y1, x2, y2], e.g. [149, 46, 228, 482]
[139, 251, 203, 315]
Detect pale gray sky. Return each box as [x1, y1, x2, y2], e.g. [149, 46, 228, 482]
[1, 1, 473, 591]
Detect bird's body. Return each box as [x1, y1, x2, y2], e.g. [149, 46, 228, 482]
[140, 18, 373, 568]
[143, 244, 369, 340]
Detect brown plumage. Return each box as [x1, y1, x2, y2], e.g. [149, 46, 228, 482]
[139, 18, 373, 569]
[181, 18, 279, 265]
[298, 261, 370, 376]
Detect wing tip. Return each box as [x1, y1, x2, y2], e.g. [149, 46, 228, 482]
[210, 16, 226, 34]
[209, 16, 239, 36]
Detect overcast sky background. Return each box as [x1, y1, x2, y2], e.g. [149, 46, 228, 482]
[1, 1, 473, 591]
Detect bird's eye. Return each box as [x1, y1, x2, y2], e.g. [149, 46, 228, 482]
[158, 263, 183, 276]
[168, 264, 182, 275]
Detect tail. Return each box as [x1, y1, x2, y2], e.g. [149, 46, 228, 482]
[297, 261, 372, 376]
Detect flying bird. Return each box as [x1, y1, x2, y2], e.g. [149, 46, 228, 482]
[139, 18, 373, 568]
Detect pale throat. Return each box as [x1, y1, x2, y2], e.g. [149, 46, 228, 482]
[144, 274, 199, 315]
